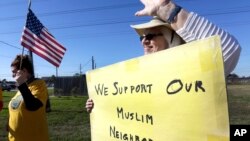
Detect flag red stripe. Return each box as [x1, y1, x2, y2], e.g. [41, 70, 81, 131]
[40, 32, 65, 58]
[21, 41, 60, 67]
[21, 29, 61, 63]
[23, 28, 63, 60]
[21, 38, 60, 67]
[20, 9, 66, 67]
[42, 29, 66, 52]
[21, 34, 61, 64]
[40, 31, 66, 56]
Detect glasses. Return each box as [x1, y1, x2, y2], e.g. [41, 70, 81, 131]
[140, 33, 163, 41]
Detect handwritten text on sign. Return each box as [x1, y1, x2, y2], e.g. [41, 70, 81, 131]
[95, 80, 206, 96]
[86, 36, 229, 141]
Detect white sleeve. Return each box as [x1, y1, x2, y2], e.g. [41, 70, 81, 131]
[176, 12, 241, 76]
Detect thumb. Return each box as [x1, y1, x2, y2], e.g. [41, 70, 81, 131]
[135, 9, 148, 16]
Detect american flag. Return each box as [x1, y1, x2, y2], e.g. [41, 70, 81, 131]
[21, 9, 66, 67]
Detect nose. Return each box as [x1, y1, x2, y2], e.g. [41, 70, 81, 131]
[141, 38, 150, 46]
[12, 73, 16, 78]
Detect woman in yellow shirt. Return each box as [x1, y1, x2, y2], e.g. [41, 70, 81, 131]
[7, 55, 49, 141]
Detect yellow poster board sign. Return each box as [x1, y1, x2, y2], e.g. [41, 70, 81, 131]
[86, 36, 229, 141]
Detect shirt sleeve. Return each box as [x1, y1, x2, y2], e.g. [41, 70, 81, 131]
[18, 82, 43, 111]
[176, 12, 241, 76]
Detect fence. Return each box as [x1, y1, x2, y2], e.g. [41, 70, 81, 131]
[53, 75, 88, 96]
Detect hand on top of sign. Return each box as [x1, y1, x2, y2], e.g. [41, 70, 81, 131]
[135, 0, 171, 17]
[131, 0, 241, 75]
[85, 98, 94, 113]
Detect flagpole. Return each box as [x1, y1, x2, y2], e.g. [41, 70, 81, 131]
[21, 0, 66, 71]
[20, 0, 35, 76]
[27, 0, 35, 77]
[20, 0, 32, 70]
[28, 0, 31, 9]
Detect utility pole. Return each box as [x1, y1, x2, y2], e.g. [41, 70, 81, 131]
[80, 64, 82, 75]
[28, 50, 35, 77]
[92, 56, 95, 70]
[56, 67, 58, 77]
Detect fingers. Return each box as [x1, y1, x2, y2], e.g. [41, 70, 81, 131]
[135, 0, 157, 16]
[135, 10, 147, 16]
[15, 70, 23, 77]
[85, 99, 94, 113]
[15, 70, 28, 85]
[135, 0, 171, 17]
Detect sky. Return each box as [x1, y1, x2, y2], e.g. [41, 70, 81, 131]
[0, 0, 250, 81]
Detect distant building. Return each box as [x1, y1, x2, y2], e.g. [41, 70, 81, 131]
[42, 75, 88, 96]
[0, 80, 16, 91]
[227, 77, 250, 84]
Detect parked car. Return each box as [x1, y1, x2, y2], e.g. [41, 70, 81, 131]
[1, 83, 11, 91]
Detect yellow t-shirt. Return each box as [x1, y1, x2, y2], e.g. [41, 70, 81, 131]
[8, 79, 49, 141]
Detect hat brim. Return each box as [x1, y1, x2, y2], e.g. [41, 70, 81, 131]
[131, 17, 172, 36]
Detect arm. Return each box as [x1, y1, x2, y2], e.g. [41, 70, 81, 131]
[176, 13, 241, 76]
[18, 83, 43, 111]
[14, 70, 43, 111]
[135, 0, 188, 30]
[136, 0, 241, 76]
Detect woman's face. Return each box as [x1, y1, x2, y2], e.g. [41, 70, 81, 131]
[11, 66, 29, 79]
[11, 66, 18, 78]
[141, 27, 169, 55]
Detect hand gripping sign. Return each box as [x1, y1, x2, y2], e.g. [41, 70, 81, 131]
[86, 36, 229, 141]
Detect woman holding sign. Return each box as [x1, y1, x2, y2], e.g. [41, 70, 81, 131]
[86, 0, 241, 112]
[7, 55, 49, 141]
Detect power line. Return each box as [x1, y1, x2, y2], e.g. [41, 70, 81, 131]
[202, 9, 250, 16]
[0, 2, 140, 21]
[1, 8, 250, 36]
[0, 54, 13, 59]
[0, 1, 249, 37]
[0, 18, 147, 35]
[0, 41, 29, 58]
[0, 0, 49, 8]
[1, 1, 250, 22]
[0, 40, 23, 50]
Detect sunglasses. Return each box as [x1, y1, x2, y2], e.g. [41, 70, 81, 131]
[140, 33, 163, 41]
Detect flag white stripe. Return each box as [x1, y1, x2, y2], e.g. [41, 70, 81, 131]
[21, 39, 60, 66]
[42, 29, 66, 52]
[23, 28, 62, 62]
[21, 9, 66, 67]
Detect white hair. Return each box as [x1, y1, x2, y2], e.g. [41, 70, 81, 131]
[159, 26, 185, 48]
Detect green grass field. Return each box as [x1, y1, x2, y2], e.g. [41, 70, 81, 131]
[227, 84, 250, 124]
[0, 91, 91, 141]
[0, 85, 249, 140]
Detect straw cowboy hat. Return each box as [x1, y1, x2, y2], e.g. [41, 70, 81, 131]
[130, 16, 173, 36]
[131, 16, 185, 47]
